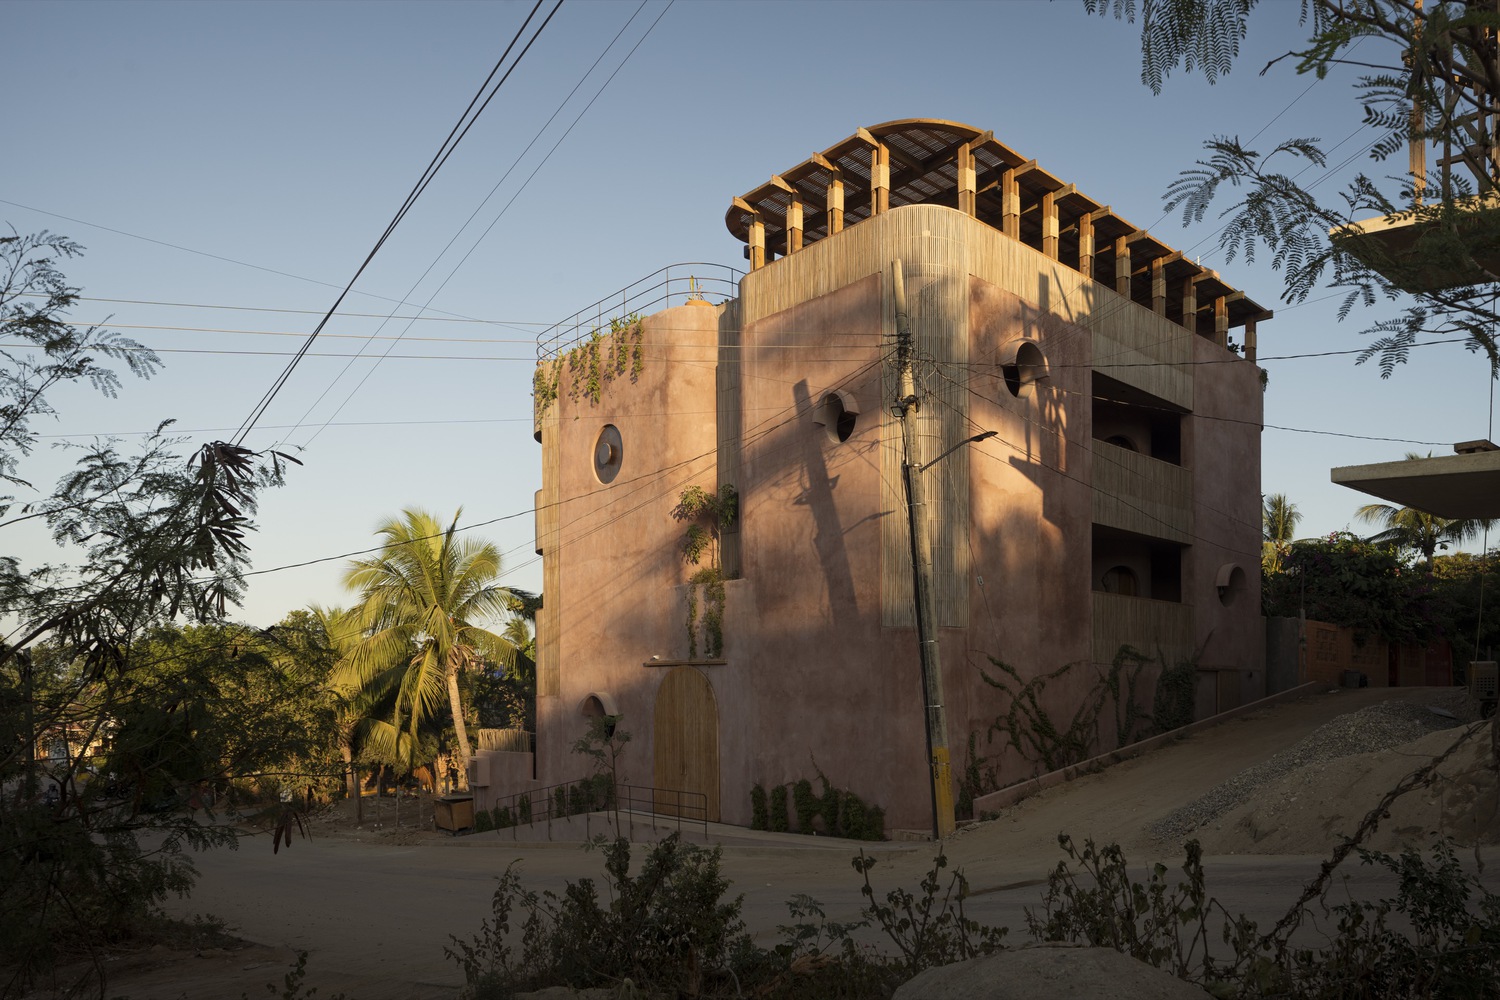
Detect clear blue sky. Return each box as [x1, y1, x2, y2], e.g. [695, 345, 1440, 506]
[6, 0, 1495, 626]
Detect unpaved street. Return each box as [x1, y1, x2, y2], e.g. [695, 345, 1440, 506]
[117, 686, 1497, 1000]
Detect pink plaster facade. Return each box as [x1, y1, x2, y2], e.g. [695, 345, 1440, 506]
[498, 133, 1268, 834]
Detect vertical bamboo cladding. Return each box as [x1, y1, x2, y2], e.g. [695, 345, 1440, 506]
[716, 298, 744, 580]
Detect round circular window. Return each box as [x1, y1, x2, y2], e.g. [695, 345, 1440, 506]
[594, 424, 623, 484]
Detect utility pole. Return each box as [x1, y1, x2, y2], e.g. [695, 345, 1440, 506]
[892, 260, 955, 841]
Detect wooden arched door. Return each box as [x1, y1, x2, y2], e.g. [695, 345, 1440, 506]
[652, 667, 720, 822]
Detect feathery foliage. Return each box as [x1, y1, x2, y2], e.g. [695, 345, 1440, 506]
[1085, 0, 1500, 377]
[337, 508, 516, 786]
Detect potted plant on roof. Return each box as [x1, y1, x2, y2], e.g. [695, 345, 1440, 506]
[685, 275, 712, 306]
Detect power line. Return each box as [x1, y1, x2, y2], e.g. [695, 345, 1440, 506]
[0, 200, 491, 324]
[230, 0, 563, 446]
[293, 0, 674, 451]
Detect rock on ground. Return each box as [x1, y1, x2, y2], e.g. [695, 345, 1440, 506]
[893, 945, 1210, 999]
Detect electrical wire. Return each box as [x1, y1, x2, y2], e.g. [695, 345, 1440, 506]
[294, 0, 675, 451]
[230, 0, 563, 446]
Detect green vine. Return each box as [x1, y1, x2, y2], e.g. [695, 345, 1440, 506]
[673, 484, 737, 660]
[762, 766, 885, 841]
[533, 314, 644, 417]
[981, 644, 1163, 781]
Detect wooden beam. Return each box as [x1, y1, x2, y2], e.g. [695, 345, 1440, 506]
[1041, 189, 1058, 260]
[767, 174, 797, 196]
[871, 143, 890, 215]
[785, 196, 803, 254]
[1181, 276, 1199, 334]
[1078, 211, 1095, 279]
[957, 142, 976, 217]
[748, 213, 765, 271]
[826, 171, 844, 235]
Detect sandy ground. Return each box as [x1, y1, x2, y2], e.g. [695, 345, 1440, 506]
[27, 685, 1500, 1000]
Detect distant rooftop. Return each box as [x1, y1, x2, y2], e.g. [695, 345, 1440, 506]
[726, 118, 1271, 339]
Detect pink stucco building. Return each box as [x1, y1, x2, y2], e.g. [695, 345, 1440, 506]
[480, 119, 1270, 834]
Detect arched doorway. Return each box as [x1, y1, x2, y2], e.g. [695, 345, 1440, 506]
[652, 667, 720, 822]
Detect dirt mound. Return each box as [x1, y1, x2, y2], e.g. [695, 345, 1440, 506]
[1157, 699, 1498, 856]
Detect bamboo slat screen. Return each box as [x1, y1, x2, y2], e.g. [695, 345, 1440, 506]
[716, 299, 744, 580]
[478, 728, 532, 753]
[1090, 439, 1194, 543]
[1092, 592, 1195, 666]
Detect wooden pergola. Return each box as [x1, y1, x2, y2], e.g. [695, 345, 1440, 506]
[726, 118, 1271, 356]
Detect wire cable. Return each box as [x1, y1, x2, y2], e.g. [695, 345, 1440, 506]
[230, 0, 562, 446]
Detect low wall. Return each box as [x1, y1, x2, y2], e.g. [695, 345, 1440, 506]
[970, 681, 1326, 818]
[469, 749, 540, 814]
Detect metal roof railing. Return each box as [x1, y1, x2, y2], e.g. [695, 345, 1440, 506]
[536, 262, 743, 362]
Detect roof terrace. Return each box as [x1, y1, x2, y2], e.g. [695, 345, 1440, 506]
[725, 118, 1271, 356]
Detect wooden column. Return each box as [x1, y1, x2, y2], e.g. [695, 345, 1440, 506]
[1114, 237, 1131, 297]
[826, 172, 844, 234]
[957, 142, 976, 217]
[871, 143, 890, 215]
[785, 197, 803, 254]
[1181, 277, 1199, 334]
[1151, 257, 1167, 315]
[748, 214, 765, 271]
[1214, 296, 1228, 349]
[1002, 167, 1020, 239]
[1041, 190, 1058, 260]
[1077, 211, 1095, 280]
[1245, 316, 1258, 363]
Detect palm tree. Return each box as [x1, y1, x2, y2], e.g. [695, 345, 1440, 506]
[337, 508, 514, 789]
[1262, 493, 1301, 573]
[1354, 453, 1497, 572]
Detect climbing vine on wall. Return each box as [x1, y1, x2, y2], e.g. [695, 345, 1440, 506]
[533, 313, 644, 417]
[980, 644, 1168, 780]
[748, 770, 885, 841]
[673, 484, 737, 660]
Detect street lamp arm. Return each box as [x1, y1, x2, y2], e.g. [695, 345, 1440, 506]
[916, 430, 998, 473]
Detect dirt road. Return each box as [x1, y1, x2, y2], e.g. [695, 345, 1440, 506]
[93, 685, 1494, 1000]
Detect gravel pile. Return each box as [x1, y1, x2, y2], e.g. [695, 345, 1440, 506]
[1151, 691, 1482, 844]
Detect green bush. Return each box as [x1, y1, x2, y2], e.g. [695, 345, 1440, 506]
[792, 779, 818, 835]
[447, 835, 750, 997]
[474, 808, 494, 833]
[769, 785, 789, 833]
[553, 785, 568, 819]
[517, 793, 531, 824]
[750, 783, 769, 831]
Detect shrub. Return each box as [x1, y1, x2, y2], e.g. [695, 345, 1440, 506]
[447, 835, 750, 997]
[792, 779, 818, 835]
[769, 785, 789, 833]
[750, 783, 769, 830]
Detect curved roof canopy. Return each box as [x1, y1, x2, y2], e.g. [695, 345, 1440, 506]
[726, 118, 1270, 335]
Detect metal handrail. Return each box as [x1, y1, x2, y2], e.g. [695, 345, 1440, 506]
[535, 262, 744, 362]
[484, 777, 709, 842]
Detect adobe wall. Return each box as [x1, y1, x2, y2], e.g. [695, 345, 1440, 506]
[723, 269, 919, 827]
[1184, 334, 1267, 702]
[533, 304, 722, 793]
